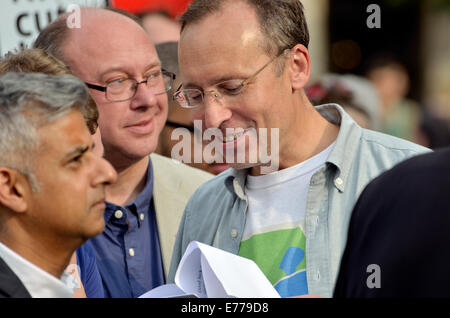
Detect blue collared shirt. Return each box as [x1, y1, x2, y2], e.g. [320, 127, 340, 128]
[88, 158, 165, 298]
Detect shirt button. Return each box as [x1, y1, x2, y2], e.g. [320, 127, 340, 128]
[129, 248, 135, 257]
[231, 229, 238, 238]
[334, 177, 343, 186]
[114, 210, 123, 219]
[140, 213, 145, 221]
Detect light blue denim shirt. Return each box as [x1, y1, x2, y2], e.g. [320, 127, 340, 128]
[168, 104, 430, 297]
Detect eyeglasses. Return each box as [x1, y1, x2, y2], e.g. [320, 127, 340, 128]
[173, 49, 289, 109]
[85, 70, 175, 102]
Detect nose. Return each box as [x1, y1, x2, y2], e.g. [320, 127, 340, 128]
[92, 156, 117, 187]
[129, 81, 161, 111]
[203, 91, 232, 129]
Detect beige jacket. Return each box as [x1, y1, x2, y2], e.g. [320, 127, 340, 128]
[150, 153, 213, 277]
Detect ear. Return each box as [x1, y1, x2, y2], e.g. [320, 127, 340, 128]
[0, 167, 30, 213]
[287, 44, 311, 91]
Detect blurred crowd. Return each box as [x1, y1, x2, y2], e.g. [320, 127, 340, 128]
[307, 55, 450, 150]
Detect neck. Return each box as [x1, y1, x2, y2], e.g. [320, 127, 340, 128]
[0, 225, 76, 278]
[106, 156, 149, 206]
[251, 94, 339, 176]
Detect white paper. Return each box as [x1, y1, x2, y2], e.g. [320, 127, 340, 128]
[139, 284, 190, 298]
[174, 243, 208, 297]
[139, 241, 280, 298]
[195, 242, 280, 298]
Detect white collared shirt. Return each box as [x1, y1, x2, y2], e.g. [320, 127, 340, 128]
[0, 242, 77, 298]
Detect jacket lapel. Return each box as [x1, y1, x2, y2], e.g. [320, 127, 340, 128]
[151, 155, 189, 278]
[0, 257, 31, 298]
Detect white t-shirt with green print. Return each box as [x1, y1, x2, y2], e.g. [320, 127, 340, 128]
[238, 142, 335, 297]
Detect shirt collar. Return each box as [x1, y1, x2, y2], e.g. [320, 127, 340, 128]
[316, 103, 363, 192]
[104, 156, 154, 221]
[227, 168, 247, 201]
[131, 157, 154, 213]
[0, 242, 77, 298]
[225, 104, 362, 196]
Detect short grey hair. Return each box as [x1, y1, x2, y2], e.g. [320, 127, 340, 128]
[180, 0, 310, 75]
[0, 72, 89, 191]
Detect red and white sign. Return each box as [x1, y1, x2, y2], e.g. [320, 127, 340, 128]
[0, 0, 106, 55]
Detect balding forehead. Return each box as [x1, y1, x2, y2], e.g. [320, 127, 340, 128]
[79, 7, 143, 30]
[65, 8, 153, 53]
[60, 8, 159, 81]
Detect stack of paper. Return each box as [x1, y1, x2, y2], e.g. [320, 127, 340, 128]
[139, 241, 280, 298]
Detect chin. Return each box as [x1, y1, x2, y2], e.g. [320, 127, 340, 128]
[118, 137, 159, 160]
[228, 161, 260, 170]
[221, 148, 261, 170]
[131, 146, 157, 158]
[86, 221, 106, 238]
[142, 144, 159, 158]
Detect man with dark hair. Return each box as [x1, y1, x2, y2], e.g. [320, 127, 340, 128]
[34, 8, 212, 298]
[0, 72, 116, 297]
[169, 0, 429, 297]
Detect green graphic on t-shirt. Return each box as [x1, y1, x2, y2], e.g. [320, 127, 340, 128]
[238, 227, 306, 285]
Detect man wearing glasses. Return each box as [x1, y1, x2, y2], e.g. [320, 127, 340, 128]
[34, 8, 212, 297]
[168, 0, 429, 297]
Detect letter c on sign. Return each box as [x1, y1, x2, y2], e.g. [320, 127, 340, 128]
[16, 13, 32, 36]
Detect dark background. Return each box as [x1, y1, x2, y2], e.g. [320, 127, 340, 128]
[329, 0, 422, 101]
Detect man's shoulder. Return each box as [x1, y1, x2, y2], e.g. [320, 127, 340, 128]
[150, 153, 213, 182]
[360, 128, 430, 157]
[353, 148, 450, 225]
[150, 153, 215, 204]
[371, 147, 450, 186]
[0, 257, 31, 298]
[186, 168, 235, 203]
